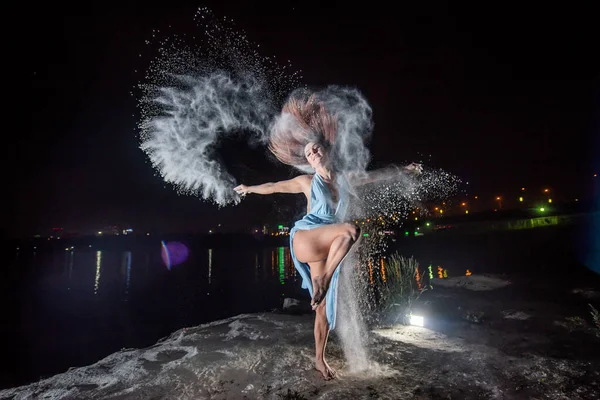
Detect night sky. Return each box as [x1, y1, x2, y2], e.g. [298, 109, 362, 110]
[11, 3, 598, 237]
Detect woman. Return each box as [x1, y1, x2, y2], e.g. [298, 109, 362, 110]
[234, 94, 420, 379]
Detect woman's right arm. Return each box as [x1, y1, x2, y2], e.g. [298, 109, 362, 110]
[234, 175, 310, 196]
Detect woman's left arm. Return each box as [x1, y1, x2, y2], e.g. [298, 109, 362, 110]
[345, 163, 422, 187]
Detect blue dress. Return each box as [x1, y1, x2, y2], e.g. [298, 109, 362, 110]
[289, 172, 350, 330]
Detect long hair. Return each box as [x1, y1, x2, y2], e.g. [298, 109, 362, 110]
[269, 91, 338, 169]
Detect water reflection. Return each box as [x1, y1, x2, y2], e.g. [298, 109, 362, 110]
[122, 251, 132, 300]
[278, 247, 285, 284]
[415, 266, 422, 290]
[208, 248, 213, 284]
[64, 249, 74, 281]
[22, 245, 443, 309]
[269, 247, 295, 284]
[255, 253, 259, 281]
[287, 249, 293, 277]
[94, 251, 102, 295]
[361, 257, 442, 290]
[271, 251, 275, 275]
[7, 244, 313, 389]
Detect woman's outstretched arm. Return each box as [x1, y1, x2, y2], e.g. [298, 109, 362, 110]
[234, 175, 311, 196]
[346, 163, 422, 187]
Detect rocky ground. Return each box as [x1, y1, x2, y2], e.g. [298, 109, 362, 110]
[1, 273, 599, 400]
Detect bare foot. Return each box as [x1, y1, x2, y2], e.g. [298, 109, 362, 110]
[315, 359, 336, 380]
[311, 276, 329, 310]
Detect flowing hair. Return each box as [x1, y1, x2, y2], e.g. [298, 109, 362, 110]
[269, 91, 338, 170]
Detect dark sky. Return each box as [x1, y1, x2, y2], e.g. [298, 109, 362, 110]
[10, 3, 599, 237]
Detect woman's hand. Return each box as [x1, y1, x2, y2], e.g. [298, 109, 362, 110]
[233, 184, 251, 196]
[404, 163, 423, 174]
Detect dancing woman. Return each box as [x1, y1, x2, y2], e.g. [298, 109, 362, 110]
[234, 93, 420, 379]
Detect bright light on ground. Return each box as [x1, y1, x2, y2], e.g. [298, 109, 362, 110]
[409, 315, 424, 327]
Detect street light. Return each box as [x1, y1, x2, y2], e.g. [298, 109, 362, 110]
[543, 188, 551, 204]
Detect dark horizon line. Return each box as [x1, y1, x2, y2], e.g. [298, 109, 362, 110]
[9, 200, 599, 242]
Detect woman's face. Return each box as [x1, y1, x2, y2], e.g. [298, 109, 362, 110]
[304, 142, 326, 168]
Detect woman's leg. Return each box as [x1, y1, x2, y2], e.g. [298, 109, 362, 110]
[293, 222, 360, 306]
[309, 260, 336, 380]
